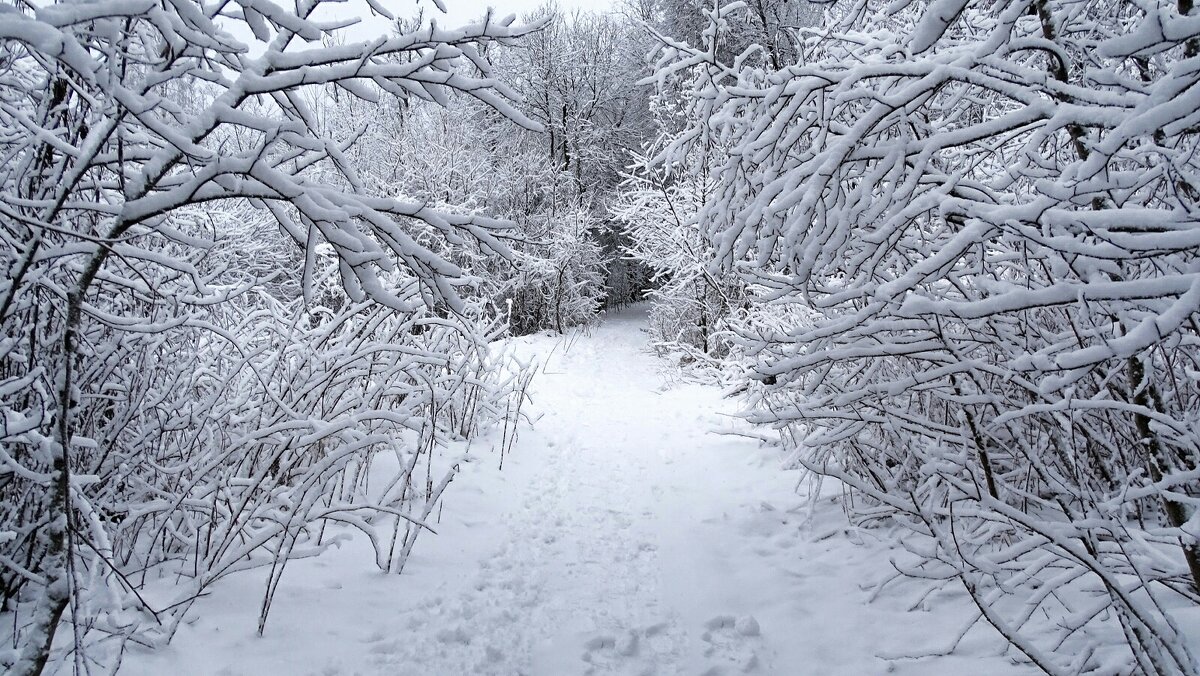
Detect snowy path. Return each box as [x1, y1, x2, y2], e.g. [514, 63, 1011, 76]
[394, 308, 785, 675]
[125, 306, 1033, 676]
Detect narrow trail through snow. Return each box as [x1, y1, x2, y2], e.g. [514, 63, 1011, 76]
[125, 306, 1033, 676]
[376, 307, 785, 675]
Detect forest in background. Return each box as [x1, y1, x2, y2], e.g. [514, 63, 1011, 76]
[2, 0, 1199, 673]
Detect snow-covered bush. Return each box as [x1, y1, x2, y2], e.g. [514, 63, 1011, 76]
[651, 0, 1200, 672]
[361, 76, 609, 336]
[0, 3, 539, 673]
[504, 206, 607, 335]
[615, 149, 746, 374]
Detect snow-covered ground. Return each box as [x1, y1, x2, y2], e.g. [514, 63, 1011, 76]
[122, 305, 1037, 675]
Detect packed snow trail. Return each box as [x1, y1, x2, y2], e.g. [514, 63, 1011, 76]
[124, 306, 1034, 676]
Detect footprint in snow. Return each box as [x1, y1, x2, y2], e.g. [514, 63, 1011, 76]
[580, 639, 626, 674]
[580, 624, 678, 675]
[435, 626, 472, 645]
[700, 615, 764, 673]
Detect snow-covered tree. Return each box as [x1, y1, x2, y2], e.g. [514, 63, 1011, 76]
[496, 4, 656, 308]
[652, 0, 1200, 671]
[615, 120, 745, 375]
[0, 3, 540, 673]
[503, 5, 650, 197]
[614, 0, 771, 377]
[351, 80, 607, 335]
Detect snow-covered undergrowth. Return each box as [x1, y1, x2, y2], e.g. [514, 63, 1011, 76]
[0, 218, 535, 671]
